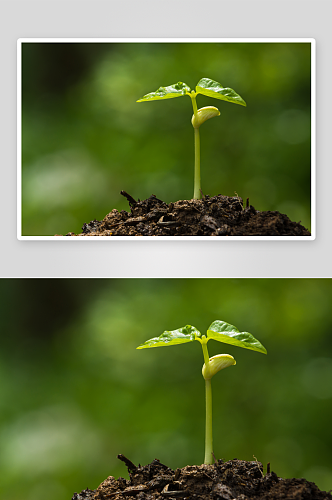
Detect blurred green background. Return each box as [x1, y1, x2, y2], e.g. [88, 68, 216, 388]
[0, 278, 331, 500]
[21, 41, 312, 235]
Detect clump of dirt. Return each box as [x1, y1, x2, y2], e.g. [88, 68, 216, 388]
[59, 192, 311, 237]
[72, 454, 331, 500]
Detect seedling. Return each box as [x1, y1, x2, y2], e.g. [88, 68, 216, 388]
[137, 78, 246, 200]
[137, 319, 266, 465]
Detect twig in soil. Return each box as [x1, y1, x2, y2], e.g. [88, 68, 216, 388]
[117, 454, 137, 473]
[201, 471, 214, 481]
[246, 197, 250, 208]
[267, 462, 271, 474]
[149, 194, 166, 204]
[151, 458, 172, 470]
[123, 485, 147, 496]
[212, 452, 223, 479]
[253, 455, 264, 477]
[120, 190, 137, 206]
[174, 468, 181, 480]
[161, 484, 188, 497]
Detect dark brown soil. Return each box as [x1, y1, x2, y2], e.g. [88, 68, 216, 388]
[71, 455, 331, 500]
[59, 192, 311, 237]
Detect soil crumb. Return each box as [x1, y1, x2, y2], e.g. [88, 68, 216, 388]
[72, 456, 330, 500]
[58, 192, 311, 237]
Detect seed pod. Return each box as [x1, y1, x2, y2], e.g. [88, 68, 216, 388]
[202, 354, 236, 380]
[191, 106, 220, 129]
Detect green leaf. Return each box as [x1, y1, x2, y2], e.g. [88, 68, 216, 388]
[207, 320, 267, 354]
[136, 325, 201, 349]
[196, 78, 246, 107]
[137, 82, 191, 102]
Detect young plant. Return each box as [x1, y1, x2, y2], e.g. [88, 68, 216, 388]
[137, 319, 266, 465]
[137, 78, 246, 200]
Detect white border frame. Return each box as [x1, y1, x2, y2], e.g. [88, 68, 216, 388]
[17, 38, 316, 241]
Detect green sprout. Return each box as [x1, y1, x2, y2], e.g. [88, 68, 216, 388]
[137, 319, 266, 465]
[137, 78, 246, 200]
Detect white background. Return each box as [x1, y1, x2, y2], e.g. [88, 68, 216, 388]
[1, 0, 331, 277]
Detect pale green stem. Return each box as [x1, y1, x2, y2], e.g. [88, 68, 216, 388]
[201, 337, 213, 465]
[190, 91, 198, 115]
[190, 92, 201, 200]
[201, 336, 210, 365]
[193, 128, 201, 200]
[204, 379, 213, 465]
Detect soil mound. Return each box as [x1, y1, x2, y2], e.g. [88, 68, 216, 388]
[72, 455, 330, 500]
[60, 192, 311, 237]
